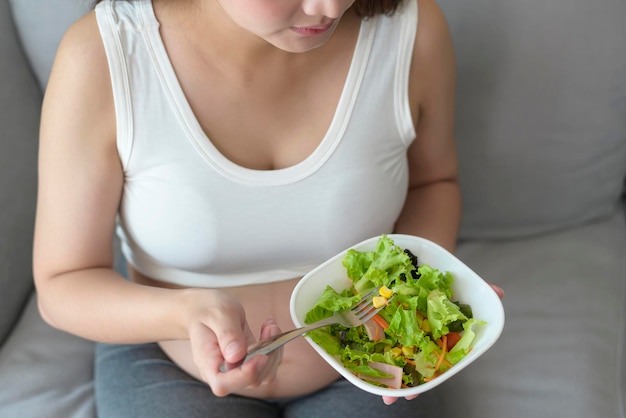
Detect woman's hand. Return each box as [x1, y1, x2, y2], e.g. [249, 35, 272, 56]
[381, 283, 504, 405]
[185, 289, 283, 396]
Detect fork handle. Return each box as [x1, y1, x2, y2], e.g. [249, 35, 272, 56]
[219, 318, 336, 372]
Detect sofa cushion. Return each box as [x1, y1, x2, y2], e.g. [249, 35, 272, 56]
[438, 0, 626, 239]
[0, 293, 96, 418]
[8, 0, 94, 90]
[440, 204, 626, 418]
[0, 0, 43, 346]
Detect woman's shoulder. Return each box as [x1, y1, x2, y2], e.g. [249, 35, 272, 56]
[43, 9, 116, 153]
[48, 9, 112, 110]
[405, 0, 456, 144]
[44, 10, 111, 105]
[54, 10, 105, 71]
[414, 0, 454, 55]
[409, 0, 455, 94]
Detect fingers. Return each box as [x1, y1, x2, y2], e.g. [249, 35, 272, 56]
[196, 324, 268, 396]
[186, 292, 262, 395]
[221, 317, 283, 387]
[184, 289, 285, 396]
[259, 317, 280, 340]
[199, 323, 247, 373]
[191, 313, 283, 397]
[256, 318, 283, 384]
[490, 283, 505, 299]
[382, 394, 419, 405]
[210, 304, 251, 366]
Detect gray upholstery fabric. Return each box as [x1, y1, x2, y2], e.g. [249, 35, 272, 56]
[441, 206, 626, 418]
[0, 0, 42, 346]
[0, 294, 95, 418]
[438, 0, 626, 239]
[8, 0, 94, 90]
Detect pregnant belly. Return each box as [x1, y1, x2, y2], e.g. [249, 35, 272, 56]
[131, 268, 340, 398]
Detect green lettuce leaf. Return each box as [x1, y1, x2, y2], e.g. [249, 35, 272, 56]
[387, 306, 427, 347]
[304, 285, 361, 324]
[447, 318, 486, 364]
[426, 289, 468, 339]
[343, 235, 415, 293]
[306, 328, 342, 356]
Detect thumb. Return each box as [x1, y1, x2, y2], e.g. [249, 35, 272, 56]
[207, 301, 251, 365]
[222, 338, 247, 364]
[219, 318, 254, 364]
[208, 322, 251, 373]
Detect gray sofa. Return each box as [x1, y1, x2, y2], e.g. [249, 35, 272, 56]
[0, 0, 624, 417]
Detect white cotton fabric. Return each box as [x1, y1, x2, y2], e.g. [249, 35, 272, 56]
[95, 0, 418, 288]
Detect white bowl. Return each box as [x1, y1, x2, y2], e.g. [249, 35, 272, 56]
[290, 234, 505, 397]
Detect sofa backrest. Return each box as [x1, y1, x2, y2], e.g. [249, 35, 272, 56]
[8, 0, 94, 90]
[10, 0, 626, 243]
[1, 1, 125, 344]
[0, 0, 44, 345]
[438, 0, 626, 239]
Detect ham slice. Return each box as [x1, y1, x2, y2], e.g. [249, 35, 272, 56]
[363, 318, 385, 341]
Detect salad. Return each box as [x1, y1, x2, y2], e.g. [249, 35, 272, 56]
[304, 235, 485, 389]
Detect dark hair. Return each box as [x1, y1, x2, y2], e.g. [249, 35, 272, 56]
[353, 0, 403, 17]
[93, 0, 404, 18]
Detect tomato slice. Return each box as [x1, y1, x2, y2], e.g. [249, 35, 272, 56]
[446, 332, 462, 350]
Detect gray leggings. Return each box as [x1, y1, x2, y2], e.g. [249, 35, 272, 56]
[95, 343, 441, 418]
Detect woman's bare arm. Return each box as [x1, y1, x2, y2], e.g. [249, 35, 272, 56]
[33, 11, 192, 343]
[394, 0, 461, 253]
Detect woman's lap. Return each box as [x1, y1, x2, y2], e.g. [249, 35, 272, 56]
[281, 377, 440, 418]
[95, 342, 441, 418]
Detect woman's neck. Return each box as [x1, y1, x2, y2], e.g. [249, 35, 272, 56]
[152, 0, 360, 71]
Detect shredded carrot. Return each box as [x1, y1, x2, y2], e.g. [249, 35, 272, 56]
[372, 313, 389, 329]
[436, 338, 444, 350]
[435, 335, 448, 370]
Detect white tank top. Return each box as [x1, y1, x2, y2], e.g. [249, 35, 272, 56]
[95, 0, 418, 288]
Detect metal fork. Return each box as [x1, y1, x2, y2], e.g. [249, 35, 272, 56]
[219, 287, 388, 372]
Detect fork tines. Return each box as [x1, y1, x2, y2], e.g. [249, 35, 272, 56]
[353, 287, 382, 319]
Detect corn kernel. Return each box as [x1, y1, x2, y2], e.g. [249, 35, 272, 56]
[390, 347, 403, 358]
[379, 286, 393, 299]
[372, 296, 388, 309]
[421, 319, 431, 332]
[402, 346, 415, 357]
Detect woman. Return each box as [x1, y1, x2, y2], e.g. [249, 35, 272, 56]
[33, 0, 485, 416]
